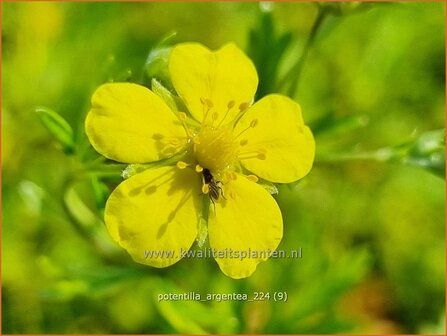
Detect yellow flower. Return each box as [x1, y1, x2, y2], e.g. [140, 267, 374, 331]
[85, 43, 315, 279]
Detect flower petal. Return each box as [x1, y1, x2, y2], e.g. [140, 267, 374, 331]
[208, 174, 283, 279]
[86, 83, 187, 163]
[169, 43, 258, 124]
[235, 94, 315, 183]
[105, 166, 201, 268]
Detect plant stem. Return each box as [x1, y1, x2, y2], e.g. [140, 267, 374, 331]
[281, 6, 328, 96]
[315, 148, 398, 163]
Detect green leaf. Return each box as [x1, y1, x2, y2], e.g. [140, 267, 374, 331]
[310, 110, 369, 137]
[247, 6, 293, 98]
[154, 278, 238, 334]
[36, 107, 75, 153]
[316, 129, 445, 178]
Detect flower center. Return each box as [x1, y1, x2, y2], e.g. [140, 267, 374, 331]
[193, 125, 238, 171]
[174, 99, 266, 180]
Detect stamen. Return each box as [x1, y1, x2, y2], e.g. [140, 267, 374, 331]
[239, 102, 249, 111]
[192, 136, 201, 144]
[234, 126, 251, 139]
[202, 184, 210, 194]
[200, 97, 214, 125]
[178, 112, 187, 121]
[234, 119, 258, 139]
[177, 112, 193, 138]
[204, 98, 213, 108]
[176, 161, 189, 169]
[170, 138, 180, 146]
[238, 149, 267, 161]
[161, 146, 177, 156]
[257, 153, 266, 160]
[217, 100, 236, 127]
[200, 97, 213, 108]
[240, 139, 248, 146]
[250, 119, 258, 128]
[247, 174, 259, 183]
[195, 164, 203, 173]
[224, 170, 237, 181]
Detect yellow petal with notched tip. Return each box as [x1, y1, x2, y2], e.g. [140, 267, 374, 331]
[235, 94, 315, 183]
[169, 43, 258, 125]
[208, 174, 283, 279]
[105, 166, 201, 268]
[86, 83, 187, 163]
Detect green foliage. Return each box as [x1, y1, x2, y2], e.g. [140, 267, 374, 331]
[247, 5, 292, 98]
[36, 107, 75, 154]
[2, 1, 445, 334]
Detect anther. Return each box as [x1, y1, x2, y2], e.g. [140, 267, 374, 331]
[247, 175, 259, 183]
[224, 171, 237, 181]
[218, 101, 235, 127]
[192, 136, 201, 144]
[239, 102, 249, 111]
[178, 112, 187, 121]
[195, 164, 203, 173]
[206, 99, 214, 108]
[257, 153, 266, 160]
[177, 112, 194, 138]
[238, 149, 267, 161]
[202, 184, 210, 194]
[176, 161, 189, 169]
[240, 139, 248, 146]
[212, 112, 219, 121]
[200, 97, 213, 108]
[250, 119, 258, 128]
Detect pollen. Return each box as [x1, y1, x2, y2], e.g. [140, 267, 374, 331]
[193, 125, 238, 171]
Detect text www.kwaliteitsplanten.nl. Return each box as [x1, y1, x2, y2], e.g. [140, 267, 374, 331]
[143, 247, 302, 260]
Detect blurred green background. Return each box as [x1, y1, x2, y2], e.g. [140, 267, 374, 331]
[2, 1, 445, 334]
